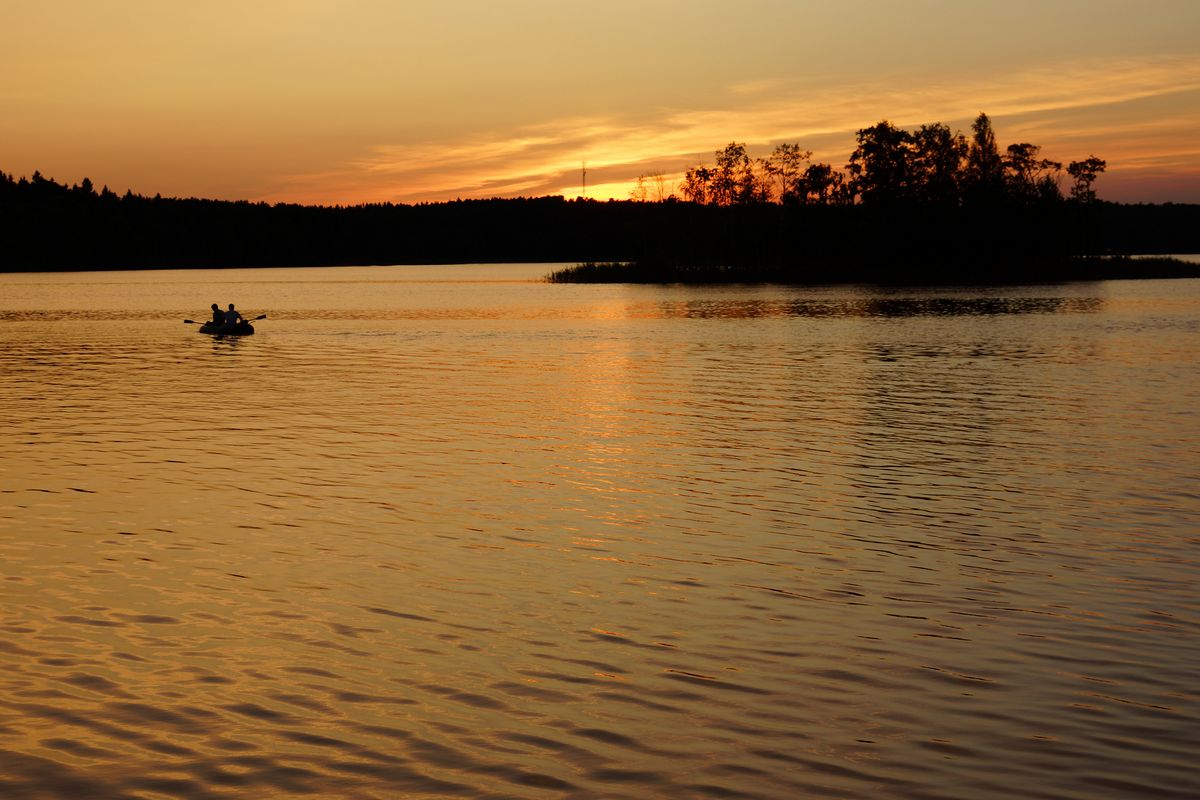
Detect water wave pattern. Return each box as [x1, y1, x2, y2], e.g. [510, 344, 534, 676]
[1, 268, 1198, 799]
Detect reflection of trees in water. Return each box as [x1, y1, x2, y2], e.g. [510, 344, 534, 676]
[852, 296, 1104, 317]
[651, 296, 1105, 319]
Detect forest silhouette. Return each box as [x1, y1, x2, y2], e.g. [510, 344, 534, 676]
[671, 114, 1104, 208]
[2, 114, 1198, 282]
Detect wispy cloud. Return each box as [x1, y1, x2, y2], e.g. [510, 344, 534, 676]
[269, 55, 1200, 205]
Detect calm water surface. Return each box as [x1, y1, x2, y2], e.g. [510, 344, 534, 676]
[1, 265, 1198, 799]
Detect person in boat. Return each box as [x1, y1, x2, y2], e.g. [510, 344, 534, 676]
[225, 304, 244, 326]
[211, 303, 224, 324]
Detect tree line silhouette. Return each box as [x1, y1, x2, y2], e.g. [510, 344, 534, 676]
[2, 112, 1198, 281]
[665, 114, 1105, 207]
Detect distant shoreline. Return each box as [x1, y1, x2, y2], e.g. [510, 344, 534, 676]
[4, 169, 1200, 274]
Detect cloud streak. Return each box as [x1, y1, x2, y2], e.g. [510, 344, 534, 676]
[270, 55, 1200, 205]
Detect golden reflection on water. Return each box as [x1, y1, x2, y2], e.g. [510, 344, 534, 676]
[1, 267, 1199, 799]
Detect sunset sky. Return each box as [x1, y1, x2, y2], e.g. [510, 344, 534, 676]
[3, 1, 1198, 205]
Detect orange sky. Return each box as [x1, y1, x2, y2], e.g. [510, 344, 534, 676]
[2, 1, 1198, 205]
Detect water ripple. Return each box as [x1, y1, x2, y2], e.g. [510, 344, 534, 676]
[1, 268, 1198, 798]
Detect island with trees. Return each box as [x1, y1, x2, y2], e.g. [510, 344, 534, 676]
[2, 113, 1197, 283]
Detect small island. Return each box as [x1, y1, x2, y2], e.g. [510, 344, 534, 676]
[548, 113, 1200, 284]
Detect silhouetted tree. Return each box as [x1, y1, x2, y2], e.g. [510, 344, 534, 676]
[630, 171, 672, 202]
[680, 144, 770, 205]
[1004, 143, 1062, 203]
[911, 123, 967, 205]
[680, 164, 712, 204]
[765, 143, 811, 203]
[710, 142, 755, 205]
[965, 113, 1005, 204]
[797, 162, 845, 205]
[649, 171, 671, 202]
[847, 121, 914, 205]
[1067, 156, 1106, 203]
[630, 174, 649, 202]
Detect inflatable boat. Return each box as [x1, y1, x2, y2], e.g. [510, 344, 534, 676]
[199, 321, 255, 336]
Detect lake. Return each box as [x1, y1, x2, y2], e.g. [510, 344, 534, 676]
[1, 265, 1198, 799]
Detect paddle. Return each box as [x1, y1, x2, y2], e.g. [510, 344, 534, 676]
[183, 314, 267, 324]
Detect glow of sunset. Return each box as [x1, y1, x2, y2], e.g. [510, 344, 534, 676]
[3, 1, 1198, 205]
